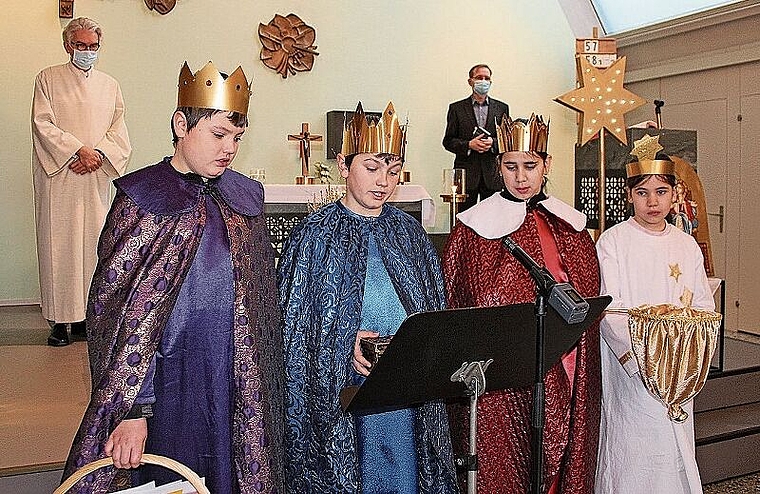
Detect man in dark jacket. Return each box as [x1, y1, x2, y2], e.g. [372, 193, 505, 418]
[443, 63, 509, 211]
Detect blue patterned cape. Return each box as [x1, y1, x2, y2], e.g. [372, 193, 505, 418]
[277, 201, 458, 493]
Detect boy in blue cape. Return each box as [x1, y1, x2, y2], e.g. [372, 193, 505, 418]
[278, 102, 458, 493]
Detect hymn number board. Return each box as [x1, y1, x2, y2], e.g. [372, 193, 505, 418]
[576, 38, 617, 69]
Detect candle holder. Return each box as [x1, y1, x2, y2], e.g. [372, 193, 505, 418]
[250, 169, 266, 183]
[295, 175, 317, 185]
[440, 168, 467, 231]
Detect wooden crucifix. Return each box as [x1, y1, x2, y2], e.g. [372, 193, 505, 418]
[288, 123, 323, 177]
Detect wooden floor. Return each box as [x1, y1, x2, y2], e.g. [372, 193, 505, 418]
[0, 306, 90, 476]
[0, 304, 758, 492]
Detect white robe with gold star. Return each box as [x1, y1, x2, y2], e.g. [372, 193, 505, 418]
[594, 218, 714, 494]
[32, 62, 131, 323]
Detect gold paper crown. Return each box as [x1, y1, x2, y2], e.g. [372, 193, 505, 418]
[177, 61, 251, 115]
[341, 102, 407, 159]
[496, 113, 549, 154]
[626, 134, 676, 178]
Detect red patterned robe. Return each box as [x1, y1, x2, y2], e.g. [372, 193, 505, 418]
[443, 192, 601, 494]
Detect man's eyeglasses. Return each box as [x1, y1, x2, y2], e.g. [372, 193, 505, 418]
[71, 42, 100, 51]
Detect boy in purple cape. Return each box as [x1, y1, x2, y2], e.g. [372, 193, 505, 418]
[62, 61, 284, 493]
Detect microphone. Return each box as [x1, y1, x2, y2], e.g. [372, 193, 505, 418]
[502, 236, 590, 324]
[502, 237, 557, 294]
[654, 100, 665, 129]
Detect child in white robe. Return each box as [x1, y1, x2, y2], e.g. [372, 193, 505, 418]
[594, 141, 714, 494]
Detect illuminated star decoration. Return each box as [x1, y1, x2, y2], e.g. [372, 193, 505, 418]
[669, 263, 682, 283]
[554, 56, 646, 145]
[631, 134, 664, 161]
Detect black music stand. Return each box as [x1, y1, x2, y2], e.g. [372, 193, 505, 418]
[340, 296, 611, 494]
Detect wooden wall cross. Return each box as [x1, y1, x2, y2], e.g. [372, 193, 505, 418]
[288, 123, 322, 177]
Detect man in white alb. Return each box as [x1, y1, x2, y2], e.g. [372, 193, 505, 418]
[32, 17, 131, 346]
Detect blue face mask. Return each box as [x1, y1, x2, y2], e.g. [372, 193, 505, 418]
[72, 49, 99, 70]
[473, 80, 491, 96]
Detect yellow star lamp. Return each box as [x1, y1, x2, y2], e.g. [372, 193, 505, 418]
[555, 56, 646, 145]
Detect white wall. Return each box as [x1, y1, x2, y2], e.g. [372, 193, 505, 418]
[0, 0, 580, 303]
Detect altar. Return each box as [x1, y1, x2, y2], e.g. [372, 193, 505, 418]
[263, 184, 436, 254]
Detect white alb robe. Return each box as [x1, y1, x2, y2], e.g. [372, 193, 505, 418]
[31, 62, 131, 323]
[594, 218, 714, 494]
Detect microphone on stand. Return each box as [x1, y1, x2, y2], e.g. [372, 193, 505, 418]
[502, 236, 590, 324]
[654, 100, 665, 129]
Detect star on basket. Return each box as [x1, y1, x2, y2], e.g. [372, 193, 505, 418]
[680, 287, 694, 307]
[258, 14, 319, 79]
[631, 134, 664, 161]
[554, 56, 646, 145]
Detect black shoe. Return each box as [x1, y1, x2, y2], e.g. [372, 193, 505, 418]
[47, 323, 70, 347]
[70, 321, 87, 341]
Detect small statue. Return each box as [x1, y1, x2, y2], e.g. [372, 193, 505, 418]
[669, 180, 699, 234]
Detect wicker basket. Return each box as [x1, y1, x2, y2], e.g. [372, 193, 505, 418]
[53, 453, 210, 494]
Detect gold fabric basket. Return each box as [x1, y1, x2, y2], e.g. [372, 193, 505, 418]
[53, 453, 210, 494]
[628, 304, 721, 423]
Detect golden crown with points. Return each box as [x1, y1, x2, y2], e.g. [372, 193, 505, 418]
[496, 113, 549, 154]
[177, 61, 251, 115]
[626, 134, 676, 178]
[341, 102, 407, 159]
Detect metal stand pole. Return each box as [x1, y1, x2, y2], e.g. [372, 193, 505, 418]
[599, 128, 607, 233]
[530, 293, 547, 494]
[440, 194, 468, 232]
[451, 359, 493, 494]
[450, 198, 457, 232]
[467, 377, 479, 494]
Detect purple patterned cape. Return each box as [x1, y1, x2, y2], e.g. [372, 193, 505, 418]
[63, 158, 284, 493]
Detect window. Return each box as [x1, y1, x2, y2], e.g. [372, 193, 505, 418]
[589, 0, 743, 34]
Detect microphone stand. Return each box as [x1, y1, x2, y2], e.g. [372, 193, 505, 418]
[502, 236, 556, 494]
[502, 234, 589, 492]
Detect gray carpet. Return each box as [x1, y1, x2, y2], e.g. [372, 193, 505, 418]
[704, 471, 760, 493]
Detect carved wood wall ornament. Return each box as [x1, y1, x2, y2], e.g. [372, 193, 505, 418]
[258, 14, 319, 79]
[59, 0, 74, 18]
[144, 0, 177, 15]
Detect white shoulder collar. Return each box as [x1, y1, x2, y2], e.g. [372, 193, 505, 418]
[456, 193, 587, 239]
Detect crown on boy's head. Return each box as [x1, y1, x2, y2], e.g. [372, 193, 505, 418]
[496, 113, 549, 154]
[177, 61, 251, 115]
[626, 134, 676, 178]
[341, 102, 407, 159]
